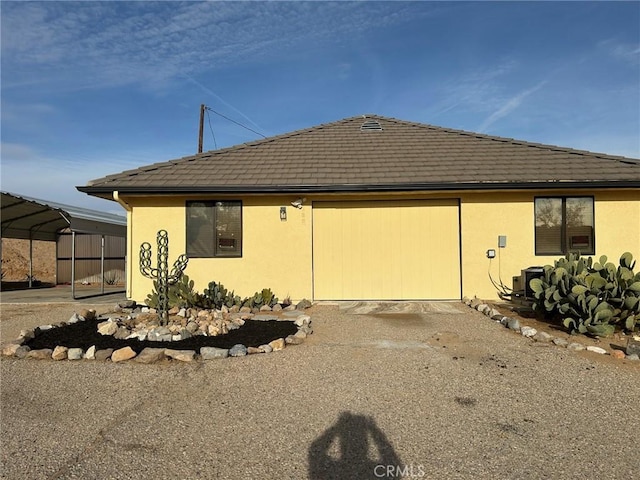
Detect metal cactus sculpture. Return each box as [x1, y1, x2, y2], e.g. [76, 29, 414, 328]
[140, 230, 189, 325]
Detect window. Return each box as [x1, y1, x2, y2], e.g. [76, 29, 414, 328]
[186, 201, 242, 257]
[534, 197, 594, 255]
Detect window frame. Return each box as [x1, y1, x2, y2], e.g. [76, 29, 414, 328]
[186, 200, 243, 258]
[534, 196, 595, 256]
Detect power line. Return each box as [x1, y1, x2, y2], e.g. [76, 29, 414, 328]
[204, 106, 267, 139]
[205, 108, 217, 150]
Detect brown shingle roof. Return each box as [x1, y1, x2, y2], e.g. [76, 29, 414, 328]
[79, 114, 640, 197]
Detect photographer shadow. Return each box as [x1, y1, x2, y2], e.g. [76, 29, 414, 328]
[308, 411, 403, 480]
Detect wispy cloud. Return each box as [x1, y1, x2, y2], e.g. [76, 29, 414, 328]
[427, 60, 518, 119]
[477, 81, 547, 133]
[1, 2, 432, 93]
[598, 38, 640, 66]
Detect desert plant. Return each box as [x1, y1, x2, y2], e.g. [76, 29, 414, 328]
[530, 252, 640, 336]
[140, 230, 189, 325]
[103, 270, 120, 286]
[203, 281, 242, 310]
[243, 288, 279, 310]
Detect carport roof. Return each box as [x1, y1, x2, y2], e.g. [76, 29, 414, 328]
[1, 192, 126, 241]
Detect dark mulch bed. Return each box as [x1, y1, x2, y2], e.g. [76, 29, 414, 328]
[25, 318, 298, 353]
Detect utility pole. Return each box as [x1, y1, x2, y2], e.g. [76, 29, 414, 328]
[198, 104, 205, 154]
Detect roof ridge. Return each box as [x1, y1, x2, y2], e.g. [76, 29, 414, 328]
[84, 113, 639, 188]
[363, 114, 640, 163]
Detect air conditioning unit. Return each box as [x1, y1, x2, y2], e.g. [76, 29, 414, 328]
[522, 267, 544, 299]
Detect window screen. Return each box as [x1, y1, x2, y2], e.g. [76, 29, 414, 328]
[186, 201, 242, 257]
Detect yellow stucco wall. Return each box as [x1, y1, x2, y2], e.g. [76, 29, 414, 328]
[120, 195, 313, 303]
[460, 189, 640, 300]
[117, 189, 639, 304]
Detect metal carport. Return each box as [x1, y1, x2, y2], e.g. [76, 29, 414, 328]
[1, 192, 126, 299]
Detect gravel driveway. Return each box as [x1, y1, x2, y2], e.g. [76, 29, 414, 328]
[1, 302, 638, 479]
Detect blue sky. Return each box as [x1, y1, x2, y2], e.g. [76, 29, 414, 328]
[1, 1, 639, 214]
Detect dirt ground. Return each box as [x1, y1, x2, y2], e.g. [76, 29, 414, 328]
[1, 238, 56, 283]
[1, 302, 639, 480]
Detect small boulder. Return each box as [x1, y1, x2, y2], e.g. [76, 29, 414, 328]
[1, 343, 22, 357]
[611, 350, 626, 360]
[285, 335, 304, 345]
[67, 348, 84, 360]
[118, 300, 136, 309]
[586, 346, 607, 355]
[14, 346, 31, 359]
[567, 343, 585, 351]
[67, 313, 83, 324]
[200, 347, 229, 359]
[228, 344, 247, 357]
[553, 338, 569, 347]
[507, 318, 521, 332]
[521, 326, 537, 337]
[294, 315, 311, 327]
[296, 299, 312, 310]
[164, 349, 196, 362]
[258, 344, 273, 353]
[79, 309, 96, 321]
[84, 345, 96, 360]
[111, 347, 137, 362]
[533, 331, 554, 343]
[94, 348, 114, 361]
[97, 320, 118, 336]
[269, 338, 285, 351]
[27, 349, 53, 360]
[247, 347, 262, 354]
[626, 339, 640, 356]
[52, 346, 69, 361]
[135, 348, 166, 364]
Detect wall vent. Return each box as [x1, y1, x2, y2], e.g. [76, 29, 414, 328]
[360, 119, 383, 131]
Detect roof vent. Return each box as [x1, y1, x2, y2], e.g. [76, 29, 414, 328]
[360, 119, 383, 131]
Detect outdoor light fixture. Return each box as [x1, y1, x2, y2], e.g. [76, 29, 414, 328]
[280, 206, 287, 221]
[291, 198, 305, 209]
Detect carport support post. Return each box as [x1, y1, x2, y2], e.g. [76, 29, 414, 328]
[29, 235, 33, 288]
[100, 235, 105, 295]
[71, 231, 76, 299]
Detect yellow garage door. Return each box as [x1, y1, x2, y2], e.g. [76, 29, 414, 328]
[313, 199, 461, 300]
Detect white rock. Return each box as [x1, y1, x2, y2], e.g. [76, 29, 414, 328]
[67, 348, 84, 360]
[97, 320, 118, 336]
[67, 313, 82, 324]
[84, 345, 96, 360]
[521, 326, 537, 337]
[18, 329, 35, 341]
[586, 346, 607, 355]
[294, 315, 311, 327]
[177, 308, 187, 317]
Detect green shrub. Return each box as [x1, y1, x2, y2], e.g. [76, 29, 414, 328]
[530, 252, 640, 336]
[242, 288, 279, 310]
[203, 281, 242, 310]
[145, 279, 281, 312]
[146, 275, 205, 309]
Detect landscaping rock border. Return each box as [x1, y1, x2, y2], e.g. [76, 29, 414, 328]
[462, 296, 640, 362]
[1, 301, 313, 364]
